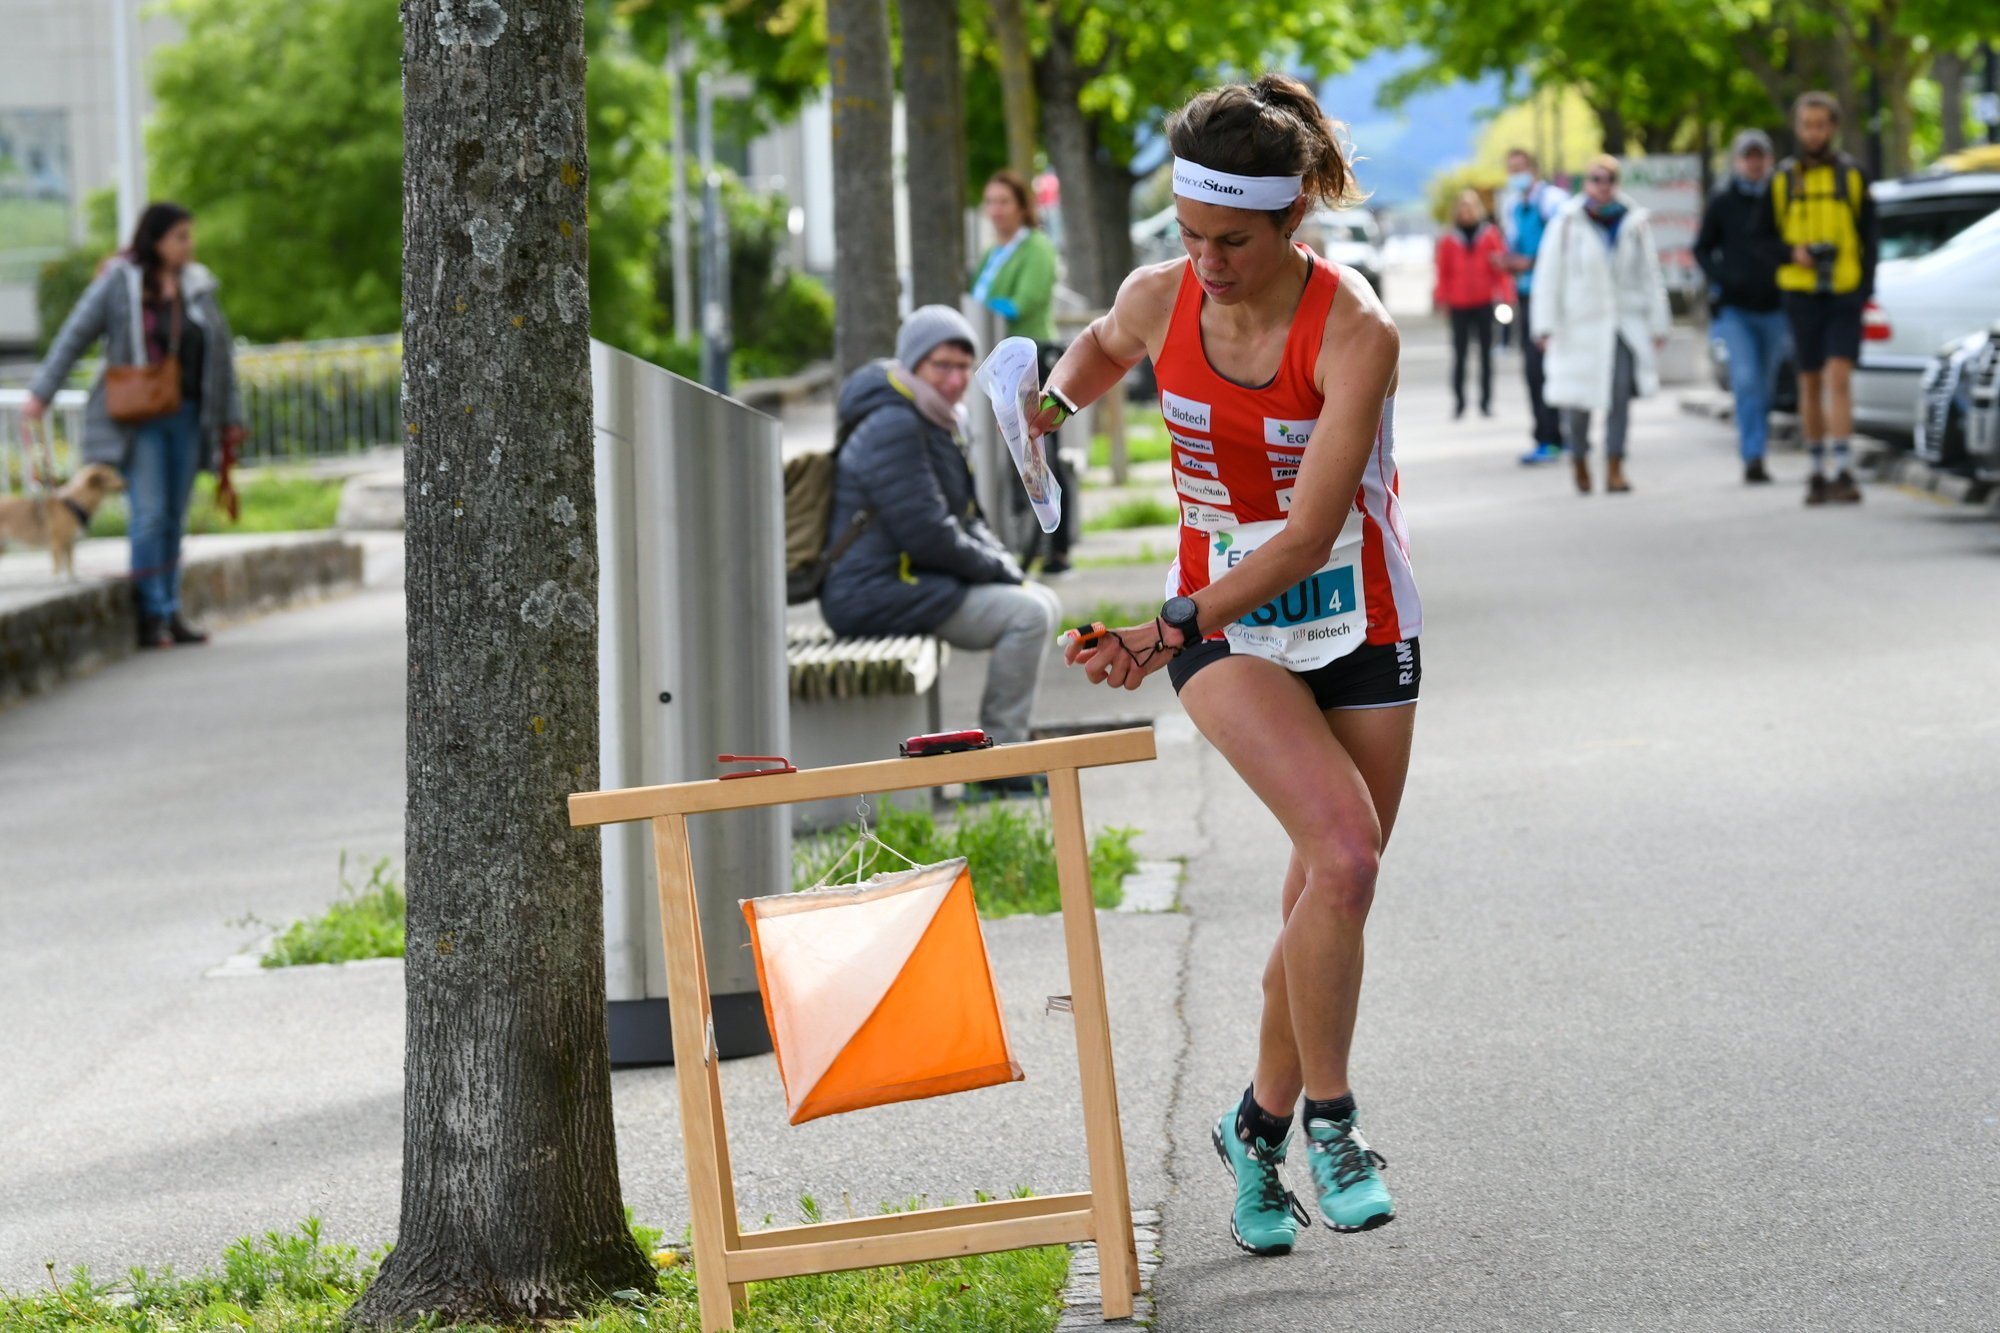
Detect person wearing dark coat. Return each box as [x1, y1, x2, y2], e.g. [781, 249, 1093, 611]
[819, 305, 1061, 748]
[1695, 128, 1793, 483]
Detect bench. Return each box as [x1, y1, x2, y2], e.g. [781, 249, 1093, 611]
[784, 624, 946, 830]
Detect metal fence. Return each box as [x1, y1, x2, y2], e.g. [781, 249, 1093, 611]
[0, 333, 404, 494]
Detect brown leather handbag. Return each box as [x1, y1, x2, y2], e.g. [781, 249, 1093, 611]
[105, 298, 183, 424]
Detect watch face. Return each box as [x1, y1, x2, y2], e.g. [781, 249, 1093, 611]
[1164, 596, 1197, 629]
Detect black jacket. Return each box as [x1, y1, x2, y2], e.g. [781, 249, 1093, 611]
[818, 361, 1022, 637]
[1695, 179, 1789, 312]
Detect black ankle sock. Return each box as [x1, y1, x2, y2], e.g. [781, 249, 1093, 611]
[1302, 1093, 1356, 1126]
[1235, 1084, 1293, 1145]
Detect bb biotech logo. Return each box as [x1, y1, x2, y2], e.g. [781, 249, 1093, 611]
[1161, 392, 1212, 433]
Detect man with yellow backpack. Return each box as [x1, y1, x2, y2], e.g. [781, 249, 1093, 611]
[1773, 92, 1879, 506]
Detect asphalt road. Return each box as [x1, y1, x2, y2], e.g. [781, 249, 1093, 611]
[1153, 324, 2000, 1332]
[3, 319, 1996, 1332]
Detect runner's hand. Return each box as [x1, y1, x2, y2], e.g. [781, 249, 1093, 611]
[1024, 395, 1068, 440]
[1066, 620, 1180, 691]
[1791, 245, 1813, 268]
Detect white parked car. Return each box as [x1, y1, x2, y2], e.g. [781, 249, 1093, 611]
[1296, 208, 1385, 296]
[1856, 183, 2000, 438]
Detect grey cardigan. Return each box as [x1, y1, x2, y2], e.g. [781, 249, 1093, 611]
[30, 258, 245, 472]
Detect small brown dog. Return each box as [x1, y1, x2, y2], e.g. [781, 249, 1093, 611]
[0, 464, 126, 578]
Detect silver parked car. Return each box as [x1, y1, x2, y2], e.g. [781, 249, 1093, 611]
[1962, 322, 2000, 484]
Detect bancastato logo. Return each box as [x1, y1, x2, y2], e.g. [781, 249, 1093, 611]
[1177, 167, 1244, 197]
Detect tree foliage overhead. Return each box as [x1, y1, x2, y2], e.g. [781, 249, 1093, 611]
[144, 0, 822, 366]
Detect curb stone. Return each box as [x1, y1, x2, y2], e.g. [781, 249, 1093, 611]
[1056, 1209, 1161, 1330]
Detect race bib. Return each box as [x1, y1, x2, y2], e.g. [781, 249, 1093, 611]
[1207, 517, 1367, 671]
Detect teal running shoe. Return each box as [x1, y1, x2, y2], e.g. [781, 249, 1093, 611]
[1212, 1107, 1311, 1256]
[1303, 1115, 1394, 1232]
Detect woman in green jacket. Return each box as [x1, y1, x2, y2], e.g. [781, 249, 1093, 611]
[972, 170, 1073, 571]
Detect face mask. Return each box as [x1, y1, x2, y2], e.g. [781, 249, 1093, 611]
[1735, 173, 1769, 197]
[1507, 171, 1533, 192]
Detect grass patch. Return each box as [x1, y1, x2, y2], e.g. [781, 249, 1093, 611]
[5, 1211, 1071, 1333]
[1080, 601, 1162, 633]
[89, 471, 344, 539]
[250, 855, 405, 968]
[1087, 418, 1171, 469]
[1073, 542, 1171, 570]
[794, 800, 1138, 916]
[1084, 495, 1179, 533]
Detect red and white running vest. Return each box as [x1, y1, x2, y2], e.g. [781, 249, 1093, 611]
[1156, 252, 1421, 663]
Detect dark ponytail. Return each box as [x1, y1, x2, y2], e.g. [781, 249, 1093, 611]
[1167, 73, 1364, 223]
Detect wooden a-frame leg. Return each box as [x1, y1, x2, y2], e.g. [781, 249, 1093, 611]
[654, 815, 746, 1330]
[1047, 769, 1138, 1319]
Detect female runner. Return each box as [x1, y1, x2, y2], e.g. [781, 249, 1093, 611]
[1030, 73, 1421, 1257]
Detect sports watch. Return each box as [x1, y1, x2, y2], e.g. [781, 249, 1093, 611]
[1041, 384, 1081, 426]
[1161, 595, 1200, 644]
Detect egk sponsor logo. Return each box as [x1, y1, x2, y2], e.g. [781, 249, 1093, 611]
[1265, 418, 1313, 449]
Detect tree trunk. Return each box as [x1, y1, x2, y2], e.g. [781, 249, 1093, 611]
[1092, 153, 1135, 305]
[1937, 48, 1968, 155]
[989, 0, 1037, 179]
[1592, 96, 1627, 156]
[1036, 23, 1105, 305]
[829, 0, 900, 374]
[345, 2, 654, 1326]
[902, 0, 968, 308]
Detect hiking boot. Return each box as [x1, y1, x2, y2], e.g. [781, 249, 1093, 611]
[1303, 1115, 1395, 1233]
[1573, 455, 1592, 494]
[1744, 460, 1772, 484]
[167, 614, 209, 645]
[1805, 474, 1831, 506]
[1213, 1107, 1310, 1256]
[136, 615, 170, 650]
[1606, 458, 1632, 493]
[1829, 470, 1863, 504]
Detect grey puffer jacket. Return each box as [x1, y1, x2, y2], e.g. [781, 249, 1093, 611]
[818, 360, 1022, 637]
[29, 258, 245, 473]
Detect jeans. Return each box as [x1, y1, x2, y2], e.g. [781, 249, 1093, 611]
[933, 581, 1062, 744]
[1561, 339, 1636, 460]
[1517, 291, 1562, 446]
[1448, 304, 1493, 413]
[1713, 305, 1791, 462]
[123, 401, 203, 620]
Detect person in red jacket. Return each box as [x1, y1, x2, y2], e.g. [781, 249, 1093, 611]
[1433, 189, 1509, 419]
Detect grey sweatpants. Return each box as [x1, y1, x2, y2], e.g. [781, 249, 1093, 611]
[934, 581, 1062, 744]
[1561, 337, 1636, 460]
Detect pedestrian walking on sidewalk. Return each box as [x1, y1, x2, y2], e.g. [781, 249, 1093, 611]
[1696, 129, 1793, 484]
[1499, 148, 1570, 464]
[1773, 92, 1877, 506]
[818, 305, 1059, 785]
[970, 169, 1076, 573]
[20, 202, 247, 648]
[1029, 72, 1421, 1258]
[1531, 156, 1672, 495]
[1434, 189, 1508, 419]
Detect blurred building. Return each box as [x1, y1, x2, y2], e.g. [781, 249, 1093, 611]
[0, 0, 180, 354]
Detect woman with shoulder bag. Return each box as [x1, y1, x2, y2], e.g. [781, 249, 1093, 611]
[20, 202, 248, 647]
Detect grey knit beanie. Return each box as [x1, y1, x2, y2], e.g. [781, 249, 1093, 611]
[896, 304, 980, 372]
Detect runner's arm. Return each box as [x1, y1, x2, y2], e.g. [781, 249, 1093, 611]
[1184, 289, 1399, 637]
[1026, 262, 1179, 438]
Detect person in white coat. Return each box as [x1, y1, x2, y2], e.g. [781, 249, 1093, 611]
[1529, 156, 1671, 494]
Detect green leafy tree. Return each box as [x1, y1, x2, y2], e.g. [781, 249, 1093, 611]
[145, 0, 814, 364]
[149, 0, 404, 342]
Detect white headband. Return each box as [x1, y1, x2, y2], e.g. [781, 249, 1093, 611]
[1172, 157, 1303, 210]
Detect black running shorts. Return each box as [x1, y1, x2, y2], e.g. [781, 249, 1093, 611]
[1167, 636, 1421, 711]
[1782, 292, 1865, 373]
